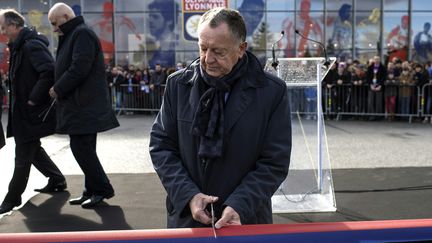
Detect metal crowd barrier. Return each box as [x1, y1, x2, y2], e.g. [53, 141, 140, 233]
[109, 84, 165, 115]
[1, 83, 431, 123]
[321, 83, 424, 122]
[421, 83, 432, 118]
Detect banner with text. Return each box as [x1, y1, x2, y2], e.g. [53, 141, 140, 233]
[182, 0, 229, 41]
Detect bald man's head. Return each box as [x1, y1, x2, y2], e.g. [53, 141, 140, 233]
[48, 2, 76, 35]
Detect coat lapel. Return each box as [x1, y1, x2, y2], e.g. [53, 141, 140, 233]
[224, 81, 255, 134]
[224, 55, 267, 134]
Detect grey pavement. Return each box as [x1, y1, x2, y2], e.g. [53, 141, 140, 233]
[0, 111, 432, 232]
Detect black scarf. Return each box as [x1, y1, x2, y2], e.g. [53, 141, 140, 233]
[191, 54, 248, 160]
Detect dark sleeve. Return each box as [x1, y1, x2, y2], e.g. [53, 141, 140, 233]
[224, 84, 292, 222]
[149, 76, 201, 214]
[26, 40, 55, 104]
[365, 67, 372, 84]
[343, 73, 351, 84]
[379, 66, 387, 85]
[54, 29, 96, 98]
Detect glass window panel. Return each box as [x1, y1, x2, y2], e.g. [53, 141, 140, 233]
[24, 12, 54, 50]
[114, 0, 146, 12]
[113, 13, 144, 52]
[411, 12, 432, 63]
[145, 0, 180, 68]
[266, 1, 294, 11]
[355, 0, 380, 11]
[114, 13, 146, 67]
[355, 9, 381, 62]
[383, 12, 409, 61]
[114, 0, 181, 68]
[295, 12, 324, 57]
[412, 0, 432, 11]
[383, 0, 408, 11]
[115, 52, 132, 67]
[326, 0, 353, 11]
[25, 11, 51, 36]
[357, 49, 378, 63]
[296, 0, 324, 11]
[267, 12, 294, 57]
[85, 13, 114, 64]
[236, 0, 265, 42]
[82, 0, 108, 13]
[326, 8, 353, 61]
[21, 0, 50, 13]
[0, 0, 18, 9]
[175, 50, 199, 65]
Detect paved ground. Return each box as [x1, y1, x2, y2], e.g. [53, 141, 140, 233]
[1, 112, 432, 232]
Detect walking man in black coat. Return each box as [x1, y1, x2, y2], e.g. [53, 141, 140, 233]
[48, 3, 119, 208]
[0, 9, 66, 214]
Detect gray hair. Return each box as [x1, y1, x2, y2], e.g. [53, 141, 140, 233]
[199, 7, 246, 43]
[0, 9, 25, 27]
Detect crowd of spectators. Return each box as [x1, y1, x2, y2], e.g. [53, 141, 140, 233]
[2, 57, 432, 123]
[321, 56, 432, 122]
[104, 62, 185, 115]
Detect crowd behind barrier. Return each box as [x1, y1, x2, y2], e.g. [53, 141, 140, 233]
[1, 59, 432, 123]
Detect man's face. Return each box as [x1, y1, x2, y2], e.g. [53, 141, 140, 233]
[155, 64, 162, 72]
[0, 16, 19, 41]
[148, 11, 165, 37]
[198, 22, 247, 78]
[374, 56, 380, 64]
[48, 13, 68, 35]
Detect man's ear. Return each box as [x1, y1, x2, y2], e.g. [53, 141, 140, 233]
[239, 41, 248, 58]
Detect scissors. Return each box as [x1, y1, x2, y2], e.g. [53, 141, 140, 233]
[210, 202, 217, 238]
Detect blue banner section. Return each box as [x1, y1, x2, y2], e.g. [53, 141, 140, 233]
[63, 227, 432, 243]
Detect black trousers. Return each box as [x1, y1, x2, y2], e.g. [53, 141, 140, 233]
[0, 97, 5, 149]
[3, 139, 65, 205]
[0, 118, 5, 149]
[69, 134, 114, 196]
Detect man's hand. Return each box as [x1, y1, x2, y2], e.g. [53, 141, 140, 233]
[27, 100, 35, 106]
[49, 87, 58, 99]
[189, 193, 218, 225]
[215, 206, 241, 229]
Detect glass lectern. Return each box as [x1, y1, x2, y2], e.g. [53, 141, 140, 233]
[265, 57, 337, 213]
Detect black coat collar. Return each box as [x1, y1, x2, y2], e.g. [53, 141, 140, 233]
[59, 16, 84, 36]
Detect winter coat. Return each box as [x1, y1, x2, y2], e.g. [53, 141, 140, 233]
[6, 27, 56, 144]
[53, 16, 119, 134]
[150, 53, 292, 228]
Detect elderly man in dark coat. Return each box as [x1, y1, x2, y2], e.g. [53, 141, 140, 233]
[48, 3, 119, 208]
[0, 9, 66, 214]
[150, 8, 291, 229]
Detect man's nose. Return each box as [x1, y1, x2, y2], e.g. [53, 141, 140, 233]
[204, 51, 216, 64]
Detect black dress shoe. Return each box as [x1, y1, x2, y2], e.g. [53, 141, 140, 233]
[69, 195, 91, 205]
[0, 202, 19, 214]
[35, 180, 67, 193]
[81, 193, 114, 209]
